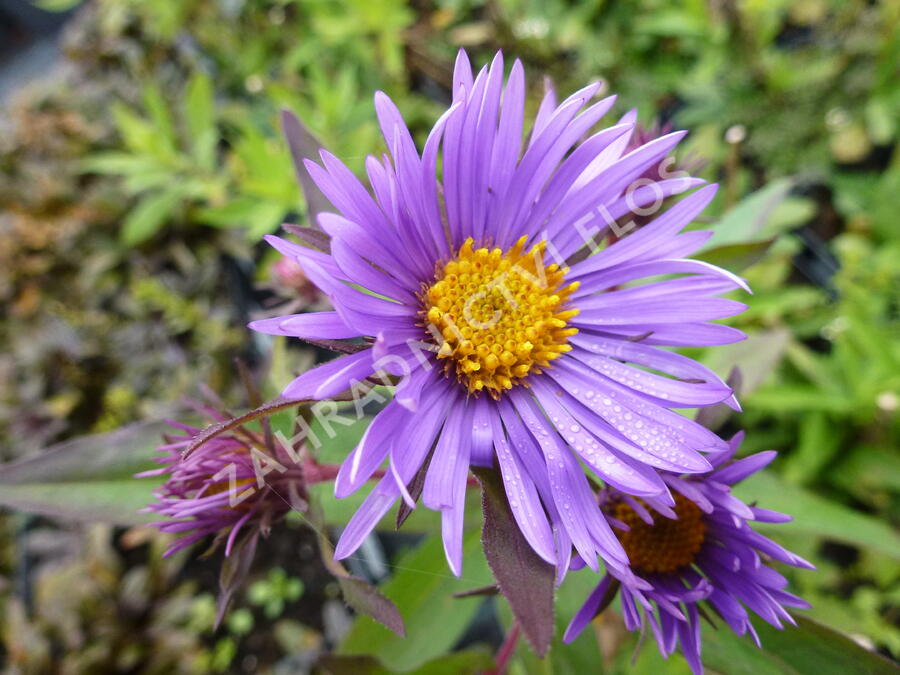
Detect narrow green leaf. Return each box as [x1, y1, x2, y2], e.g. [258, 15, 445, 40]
[79, 152, 161, 176]
[696, 238, 776, 272]
[0, 421, 170, 482]
[0, 479, 161, 525]
[32, 0, 83, 10]
[0, 421, 171, 524]
[111, 102, 158, 155]
[702, 329, 790, 396]
[338, 532, 493, 672]
[735, 471, 900, 560]
[781, 412, 842, 484]
[121, 189, 183, 245]
[185, 72, 217, 171]
[702, 179, 795, 249]
[702, 616, 897, 675]
[141, 82, 177, 154]
[317, 647, 494, 675]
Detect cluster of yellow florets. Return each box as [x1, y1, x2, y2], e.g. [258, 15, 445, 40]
[422, 236, 579, 397]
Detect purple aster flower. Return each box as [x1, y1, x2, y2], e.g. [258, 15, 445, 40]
[251, 50, 749, 576]
[563, 432, 813, 673]
[139, 419, 309, 557]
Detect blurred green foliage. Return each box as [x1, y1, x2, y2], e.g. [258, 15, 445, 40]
[1, 0, 898, 672]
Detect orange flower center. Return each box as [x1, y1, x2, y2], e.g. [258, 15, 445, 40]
[610, 493, 707, 574]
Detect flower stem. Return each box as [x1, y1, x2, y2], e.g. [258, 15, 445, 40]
[488, 621, 520, 675]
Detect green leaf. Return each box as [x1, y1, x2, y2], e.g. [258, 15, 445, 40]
[184, 72, 217, 171]
[702, 329, 791, 396]
[0, 481, 161, 525]
[199, 198, 286, 238]
[111, 102, 159, 155]
[734, 471, 900, 560]
[32, 0, 83, 11]
[696, 238, 776, 272]
[0, 421, 170, 524]
[830, 446, 900, 505]
[80, 152, 162, 177]
[121, 189, 183, 245]
[702, 616, 898, 675]
[317, 647, 494, 675]
[780, 412, 842, 485]
[338, 532, 493, 671]
[141, 82, 177, 154]
[703, 179, 799, 250]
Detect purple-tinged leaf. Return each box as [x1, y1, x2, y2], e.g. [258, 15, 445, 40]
[216, 531, 259, 627]
[301, 337, 371, 355]
[310, 493, 406, 636]
[475, 467, 555, 657]
[0, 421, 178, 524]
[336, 576, 406, 638]
[396, 447, 432, 529]
[282, 222, 332, 253]
[704, 329, 790, 399]
[280, 109, 333, 230]
[696, 367, 743, 431]
[183, 395, 347, 458]
[0, 420, 171, 483]
[452, 584, 500, 599]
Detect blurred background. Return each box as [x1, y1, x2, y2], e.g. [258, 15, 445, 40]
[0, 0, 897, 672]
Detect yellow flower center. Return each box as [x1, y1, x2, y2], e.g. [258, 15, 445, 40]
[422, 236, 580, 397]
[610, 493, 707, 575]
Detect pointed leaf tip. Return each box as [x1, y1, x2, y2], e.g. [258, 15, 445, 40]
[337, 576, 406, 637]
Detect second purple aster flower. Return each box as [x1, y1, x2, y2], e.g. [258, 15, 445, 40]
[251, 50, 750, 577]
[564, 433, 813, 673]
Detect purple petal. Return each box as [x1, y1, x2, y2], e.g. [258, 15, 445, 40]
[330, 236, 416, 303]
[550, 359, 720, 470]
[563, 345, 733, 409]
[676, 604, 703, 675]
[441, 491, 466, 577]
[470, 397, 496, 467]
[570, 108, 637, 191]
[547, 131, 692, 243]
[563, 575, 615, 643]
[486, 59, 525, 239]
[510, 389, 628, 570]
[711, 450, 778, 484]
[490, 416, 556, 563]
[249, 311, 360, 339]
[335, 401, 408, 498]
[583, 322, 746, 347]
[572, 257, 750, 296]
[569, 184, 718, 277]
[334, 475, 400, 560]
[282, 350, 374, 400]
[423, 403, 472, 510]
[531, 377, 668, 496]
